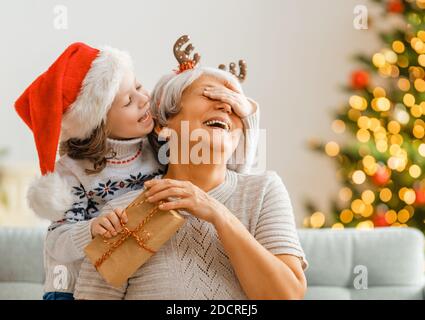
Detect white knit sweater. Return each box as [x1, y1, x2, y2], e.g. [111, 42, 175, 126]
[35, 110, 259, 294]
[41, 137, 164, 293]
[74, 170, 308, 299]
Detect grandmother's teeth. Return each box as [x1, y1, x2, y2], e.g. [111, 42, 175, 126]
[204, 120, 230, 131]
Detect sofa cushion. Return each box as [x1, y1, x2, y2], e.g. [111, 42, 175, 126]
[0, 282, 44, 300]
[0, 227, 45, 283]
[305, 286, 351, 300]
[305, 285, 424, 300]
[298, 228, 424, 287]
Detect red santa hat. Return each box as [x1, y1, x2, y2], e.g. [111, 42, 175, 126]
[15, 42, 133, 175]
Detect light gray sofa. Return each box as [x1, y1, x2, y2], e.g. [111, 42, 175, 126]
[0, 226, 423, 300]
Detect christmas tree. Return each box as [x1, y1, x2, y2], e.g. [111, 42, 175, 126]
[305, 0, 425, 233]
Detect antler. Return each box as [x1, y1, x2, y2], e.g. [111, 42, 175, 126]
[173, 35, 201, 73]
[218, 60, 247, 83]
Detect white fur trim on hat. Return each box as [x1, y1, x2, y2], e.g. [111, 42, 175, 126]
[61, 46, 133, 141]
[27, 172, 75, 221]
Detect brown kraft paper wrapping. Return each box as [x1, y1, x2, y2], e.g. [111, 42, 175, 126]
[84, 190, 186, 287]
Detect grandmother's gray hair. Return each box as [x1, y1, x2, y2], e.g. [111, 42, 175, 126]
[150, 67, 243, 126]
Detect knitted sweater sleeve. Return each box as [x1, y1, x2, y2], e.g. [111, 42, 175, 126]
[45, 220, 94, 263]
[31, 159, 95, 263]
[227, 97, 260, 174]
[254, 171, 308, 270]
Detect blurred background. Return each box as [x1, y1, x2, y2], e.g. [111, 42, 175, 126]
[1, 0, 424, 236]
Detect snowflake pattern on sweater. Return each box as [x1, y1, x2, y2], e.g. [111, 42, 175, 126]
[44, 137, 165, 231]
[49, 169, 164, 231]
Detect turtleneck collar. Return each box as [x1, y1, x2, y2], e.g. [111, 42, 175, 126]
[106, 137, 143, 162]
[207, 169, 238, 203]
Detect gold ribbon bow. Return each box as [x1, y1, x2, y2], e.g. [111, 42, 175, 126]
[94, 199, 160, 269]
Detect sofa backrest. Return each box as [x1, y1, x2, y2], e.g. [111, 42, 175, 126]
[298, 227, 424, 287]
[0, 227, 45, 283]
[0, 226, 423, 290]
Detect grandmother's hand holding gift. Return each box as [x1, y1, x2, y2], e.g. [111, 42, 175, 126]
[144, 178, 228, 225]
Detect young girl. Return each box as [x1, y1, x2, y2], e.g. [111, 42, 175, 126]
[15, 40, 259, 299]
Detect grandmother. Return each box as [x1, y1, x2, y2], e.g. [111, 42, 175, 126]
[74, 66, 308, 300]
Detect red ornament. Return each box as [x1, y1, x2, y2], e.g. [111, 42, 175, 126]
[350, 70, 369, 90]
[414, 188, 425, 205]
[372, 166, 391, 186]
[373, 213, 389, 227]
[387, 0, 404, 13]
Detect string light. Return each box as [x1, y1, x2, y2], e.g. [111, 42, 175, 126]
[372, 97, 391, 111]
[340, 209, 354, 224]
[388, 120, 401, 134]
[332, 223, 344, 229]
[361, 190, 375, 204]
[310, 212, 325, 228]
[356, 129, 370, 142]
[397, 209, 410, 223]
[352, 170, 366, 184]
[380, 188, 392, 202]
[404, 189, 416, 205]
[351, 199, 366, 214]
[397, 78, 410, 91]
[418, 143, 425, 157]
[413, 125, 425, 138]
[409, 164, 421, 178]
[373, 53, 386, 67]
[363, 204, 374, 217]
[325, 141, 340, 157]
[411, 104, 422, 117]
[373, 87, 386, 97]
[392, 40, 405, 53]
[394, 104, 410, 124]
[418, 54, 425, 67]
[384, 49, 398, 64]
[349, 95, 368, 110]
[357, 116, 370, 129]
[414, 78, 425, 92]
[356, 220, 374, 229]
[385, 210, 397, 224]
[390, 134, 403, 145]
[403, 93, 415, 107]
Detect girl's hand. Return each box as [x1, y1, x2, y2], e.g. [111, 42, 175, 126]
[144, 179, 228, 225]
[90, 208, 128, 238]
[203, 82, 256, 118]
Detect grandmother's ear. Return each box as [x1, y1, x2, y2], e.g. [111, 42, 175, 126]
[153, 122, 163, 136]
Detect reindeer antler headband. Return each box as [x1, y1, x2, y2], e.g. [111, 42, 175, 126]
[172, 34, 247, 82]
[218, 60, 247, 83]
[173, 35, 201, 74]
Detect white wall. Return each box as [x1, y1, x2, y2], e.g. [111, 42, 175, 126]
[0, 0, 379, 225]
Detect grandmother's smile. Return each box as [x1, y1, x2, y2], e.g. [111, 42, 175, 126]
[202, 116, 232, 132]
